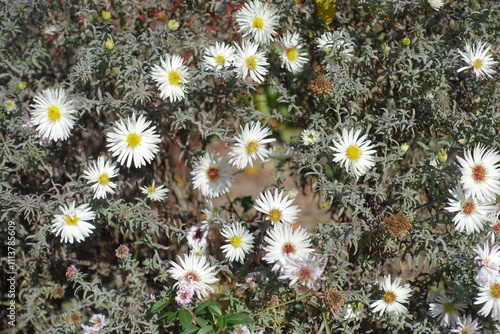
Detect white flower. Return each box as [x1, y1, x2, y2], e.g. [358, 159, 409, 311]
[106, 113, 161, 168]
[233, 41, 269, 83]
[428, 294, 464, 327]
[3, 99, 16, 112]
[190, 242, 207, 258]
[278, 254, 325, 290]
[89, 313, 107, 328]
[83, 156, 119, 199]
[254, 188, 301, 225]
[457, 145, 500, 202]
[316, 31, 355, 67]
[330, 128, 377, 178]
[220, 223, 254, 263]
[445, 186, 496, 234]
[81, 324, 101, 334]
[235, 0, 279, 45]
[175, 285, 194, 305]
[475, 242, 500, 286]
[203, 42, 236, 72]
[457, 42, 498, 79]
[151, 54, 190, 102]
[167, 254, 219, 298]
[228, 122, 276, 169]
[428, 0, 445, 10]
[475, 280, 500, 321]
[191, 152, 234, 198]
[30, 88, 78, 142]
[301, 129, 320, 145]
[51, 202, 96, 244]
[140, 181, 169, 201]
[201, 200, 215, 225]
[370, 275, 412, 316]
[277, 32, 308, 74]
[262, 223, 314, 269]
[450, 315, 482, 334]
[187, 224, 208, 248]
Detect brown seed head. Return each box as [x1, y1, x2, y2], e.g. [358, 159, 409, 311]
[384, 212, 412, 237]
[115, 244, 130, 259]
[308, 76, 332, 95]
[53, 285, 65, 299]
[66, 312, 82, 325]
[324, 289, 345, 311]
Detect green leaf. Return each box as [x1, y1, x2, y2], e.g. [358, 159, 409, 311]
[216, 315, 227, 330]
[225, 312, 252, 325]
[197, 325, 215, 334]
[194, 300, 216, 315]
[150, 299, 170, 314]
[181, 325, 200, 334]
[179, 309, 193, 328]
[207, 305, 222, 317]
[197, 317, 208, 327]
[159, 311, 178, 323]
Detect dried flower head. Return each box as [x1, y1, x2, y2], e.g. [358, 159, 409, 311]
[308, 76, 331, 95]
[324, 289, 345, 311]
[384, 212, 412, 237]
[115, 244, 130, 259]
[67, 312, 82, 325]
[53, 285, 65, 299]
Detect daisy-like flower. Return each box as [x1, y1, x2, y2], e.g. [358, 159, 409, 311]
[445, 186, 496, 234]
[450, 315, 482, 334]
[51, 201, 96, 244]
[474, 280, 500, 321]
[262, 223, 314, 268]
[457, 42, 498, 79]
[3, 99, 16, 113]
[81, 324, 101, 334]
[456, 145, 500, 202]
[83, 156, 119, 199]
[277, 32, 308, 74]
[89, 314, 107, 328]
[370, 275, 412, 316]
[428, 0, 445, 11]
[140, 181, 169, 201]
[233, 41, 269, 83]
[330, 128, 377, 179]
[235, 0, 279, 45]
[106, 113, 161, 168]
[201, 200, 215, 225]
[220, 223, 254, 263]
[175, 285, 194, 305]
[190, 242, 207, 258]
[191, 152, 234, 198]
[187, 224, 209, 248]
[30, 88, 78, 142]
[278, 254, 325, 290]
[228, 122, 276, 169]
[151, 54, 190, 102]
[167, 254, 219, 298]
[254, 188, 301, 225]
[203, 42, 236, 72]
[301, 129, 320, 146]
[429, 294, 465, 327]
[316, 31, 355, 67]
[475, 242, 500, 286]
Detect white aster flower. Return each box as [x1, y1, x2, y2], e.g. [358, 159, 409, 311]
[370, 275, 412, 316]
[190, 242, 207, 258]
[83, 156, 119, 199]
[316, 31, 355, 67]
[445, 186, 496, 234]
[89, 313, 107, 328]
[235, 0, 279, 45]
[457, 145, 500, 202]
[191, 152, 234, 198]
[475, 242, 500, 286]
[175, 285, 194, 306]
[3, 99, 16, 112]
[277, 32, 308, 74]
[254, 188, 301, 225]
[30, 88, 78, 142]
[201, 200, 215, 225]
[151, 54, 190, 102]
[262, 223, 314, 269]
[140, 181, 169, 201]
[301, 129, 320, 145]
[106, 113, 161, 168]
[81, 324, 101, 334]
[451, 315, 482, 334]
[51, 201, 96, 244]
[187, 224, 208, 248]
[475, 280, 500, 321]
[330, 128, 377, 178]
[233, 41, 269, 83]
[457, 42, 498, 79]
[428, 0, 445, 11]
[278, 254, 325, 290]
[428, 294, 464, 328]
[167, 254, 219, 298]
[220, 223, 254, 263]
[228, 122, 276, 169]
[203, 42, 236, 72]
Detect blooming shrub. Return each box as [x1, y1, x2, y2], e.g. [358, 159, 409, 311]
[1, 0, 499, 333]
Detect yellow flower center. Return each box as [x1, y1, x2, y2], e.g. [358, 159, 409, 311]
[267, 208, 282, 223]
[382, 291, 397, 304]
[168, 70, 181, 86]
[98, 173, 109, 185]
[245, 140, 259, 154]
[65, 215, 79, 226]
[308, 134, 315, 139]
[245, 55, 257, 70]
[252, 17, 264, 29]
[490, 283, 500, 298]
[47, 105, 62, 122]
[472, 59, 484, 69]
[443, 302, 455, 314]
[285, 47, 298, 61]
[215, 55, 226, 66]
[147, 186, 157, 194]
[126, 133, 141, 148]
[461, 201, 476, 215]
[345, 145, 361, 161]
[230, 236, 243, 248]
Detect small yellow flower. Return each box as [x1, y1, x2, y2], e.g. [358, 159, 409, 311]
[167, 19, 180, 31]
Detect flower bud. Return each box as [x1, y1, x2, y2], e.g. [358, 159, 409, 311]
[17, 82, 27, 91]
[104, 38, 114, 51]
[401, 143, 410, 153]
[438, 151, 448, 163]
[167, 19, 179, 31]
[102, 11, 111, 21]
[401, 37, 411, 47]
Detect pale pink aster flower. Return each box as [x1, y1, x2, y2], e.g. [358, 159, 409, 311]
[278, 254, 325, 290]
[450, 315, 482, 334]
[167, 254, 219, 298]
[175, 285, 194, 306]
[474, 242, 500, 285]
